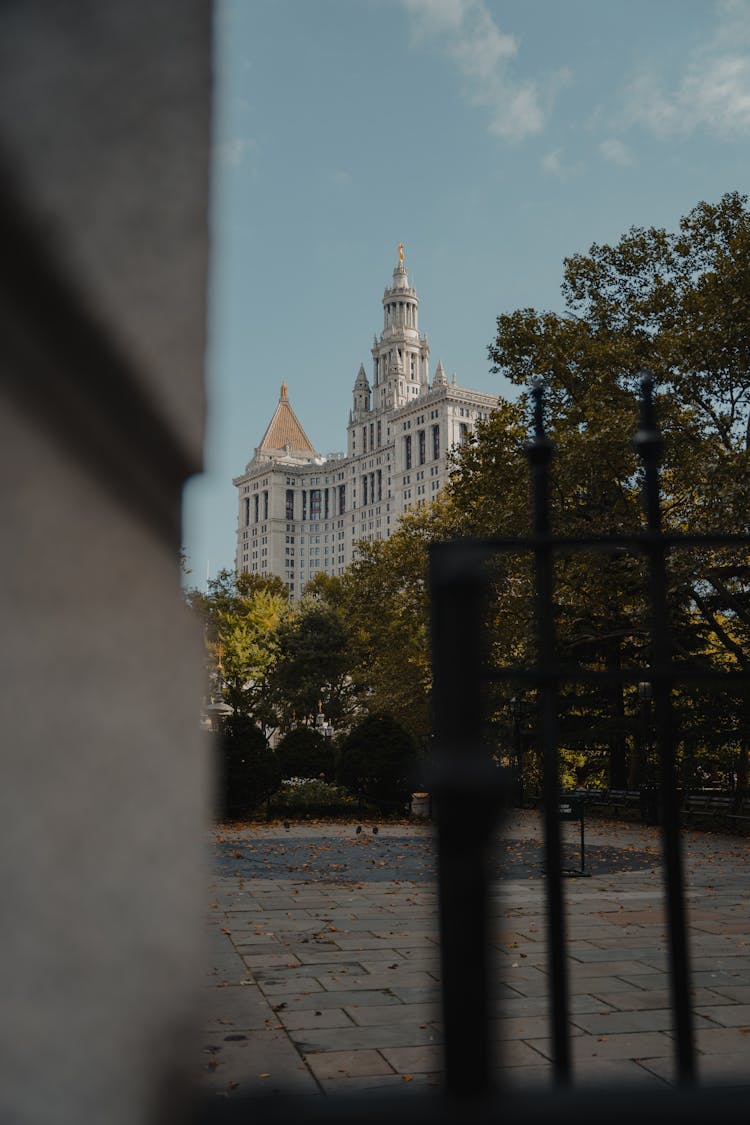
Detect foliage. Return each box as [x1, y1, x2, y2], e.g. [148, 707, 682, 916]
[453, 191, 750, 787]
[275, 726, 336, 781]
[216, 716, 281, 820]
[271, 600, 359, 727]
[267, 777, 359, 817]
[186, 568, 290, 724]
[191, 196, 750, 789]
[309, 502, 455, 745]
[337, 713, 418, 808]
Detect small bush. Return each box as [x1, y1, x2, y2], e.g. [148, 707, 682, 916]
[268, 777, 359, 817]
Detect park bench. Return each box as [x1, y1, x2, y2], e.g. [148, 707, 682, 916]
[584, 788, 640, 816]
[683, 790, 750, 831]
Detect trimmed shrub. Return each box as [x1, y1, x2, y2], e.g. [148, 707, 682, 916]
[276, 727, 336, 781]
[268, 777, 360, 818]
[217, 716, 281, 820]
[337, 713, 417, 810]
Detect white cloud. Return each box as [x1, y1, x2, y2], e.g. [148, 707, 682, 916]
[623, 0, 750, 137]
[401, 0, 549, 140]
[541, 147, 582, 179]
[215, 137, 257, 168]
[599, 137, 634, 167]
[542, 148, 563, 175]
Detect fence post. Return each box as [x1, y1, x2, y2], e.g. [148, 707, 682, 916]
[429, 541, 501, 1097]
[525, 380, 571, 1084]
[633, 371, 695, 1083]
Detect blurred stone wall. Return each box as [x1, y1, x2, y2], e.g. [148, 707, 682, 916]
[0, 4, 211, 1122]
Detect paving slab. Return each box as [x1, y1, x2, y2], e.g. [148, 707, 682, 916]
[305, 1048, 395, 1081]
[288, 1022, 439, 1053]
[201, 812, 750, 1101]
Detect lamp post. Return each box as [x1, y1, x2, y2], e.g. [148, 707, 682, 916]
[510, 696, 523, 807]
[638, 681, 653, 780]
[638, 681, 656, 824]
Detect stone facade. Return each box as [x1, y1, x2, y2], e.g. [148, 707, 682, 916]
[234, 250, 498, 595]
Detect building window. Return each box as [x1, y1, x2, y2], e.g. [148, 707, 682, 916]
[311, 489, 322, 519]
[285, 489, 294, 521]
[432, 424, 440, 460]
[459, 423, 469, 444]
[377, 470, 382, 501]
[263, 490, 269, 519]
[362, 475, 368, 505]
[404, 434, 412, 470]
[253, 494, 259, 522]
[418, 429, 426, 465]
[377, 419, 382, 447]
[338, 484, 346, 515]
[362, 425, 367, 453]
[244, 497, 250, 527]
[302, 490, 307, 521]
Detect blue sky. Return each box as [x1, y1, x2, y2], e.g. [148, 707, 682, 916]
[182, 0, 750, 585]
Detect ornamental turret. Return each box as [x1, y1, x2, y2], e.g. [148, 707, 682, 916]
[432, 358, 448, 388]
[352, 363, 371, 417]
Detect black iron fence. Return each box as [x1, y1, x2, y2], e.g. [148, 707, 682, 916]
[429, 373, 750, 1096]
[206, 376, 750, 1121]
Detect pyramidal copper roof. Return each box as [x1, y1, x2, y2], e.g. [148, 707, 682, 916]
[257, 383, 317, 456]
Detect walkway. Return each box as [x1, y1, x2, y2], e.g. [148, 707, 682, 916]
[201, 811, 750, 1099]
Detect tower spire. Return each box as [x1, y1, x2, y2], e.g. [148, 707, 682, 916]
[371, 243, 428, 410]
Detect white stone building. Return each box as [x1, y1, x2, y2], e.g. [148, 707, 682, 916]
[234, 249, 499, 596]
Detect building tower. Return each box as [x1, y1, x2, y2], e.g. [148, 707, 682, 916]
[372, 244, 429, 413]
[234, 246, 499, 595]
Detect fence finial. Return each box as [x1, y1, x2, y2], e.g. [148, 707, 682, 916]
[632, 369, 663, 463]
[526, 377, 553, 465]
[632, 368, 664, 533]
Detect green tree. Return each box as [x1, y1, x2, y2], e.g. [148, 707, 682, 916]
[276, 726, 336, 781]
[186, 568, 290, 723]
[447, 191, 750, 787]
[217, 715, 281, 821]
[337, 713, 418, 808]
[332, 501, 456, 745]
[271, 599, 358, 728]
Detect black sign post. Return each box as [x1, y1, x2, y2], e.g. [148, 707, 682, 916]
[558, 795, 590, 877]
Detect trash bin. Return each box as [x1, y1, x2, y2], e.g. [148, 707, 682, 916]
[411, 792, 431, 819]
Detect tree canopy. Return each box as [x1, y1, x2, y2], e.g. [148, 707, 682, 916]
[450, 191, 750, 786]
[186, 568, 290, 725]
[189, 194, 750, 791]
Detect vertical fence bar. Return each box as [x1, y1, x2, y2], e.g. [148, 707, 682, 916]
[633, 372, 695, 1084]
[430, 542, 500, 1097]
[525, 382, 571, 1084]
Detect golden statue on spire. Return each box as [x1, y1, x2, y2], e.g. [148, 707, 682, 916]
[398, 241, 404, 263]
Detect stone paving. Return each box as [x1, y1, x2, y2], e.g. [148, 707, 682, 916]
[200, 811, 750, 1100]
